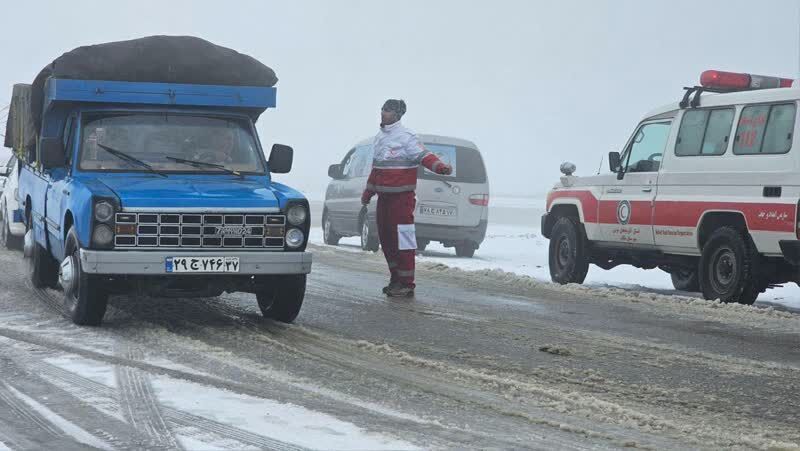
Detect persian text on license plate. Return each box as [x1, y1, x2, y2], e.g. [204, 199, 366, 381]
[420, 206, 456, 216]
[165, 256, 240, 273]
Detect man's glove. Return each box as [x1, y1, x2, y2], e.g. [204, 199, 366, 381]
[361, 189, 375, 205]
[436, 164, 453, 175]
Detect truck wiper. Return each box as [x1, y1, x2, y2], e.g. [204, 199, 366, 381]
[165, 156, 243, 178]
[96, 143, 167, 178]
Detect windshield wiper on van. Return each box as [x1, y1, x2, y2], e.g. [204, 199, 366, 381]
[96, 143, 167, 178]
[165, 156, 243, 178]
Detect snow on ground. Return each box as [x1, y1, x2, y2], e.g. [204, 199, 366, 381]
[309, 200, 800, 311]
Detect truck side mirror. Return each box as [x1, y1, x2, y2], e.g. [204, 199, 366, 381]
[328, 164, 343, 179]
[608, 151, 621, 173]
[268, 144, 293, 174]
[39, 137, 66, 169]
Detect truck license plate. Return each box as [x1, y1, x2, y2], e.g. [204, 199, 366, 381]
[165, 256, 240, 273]
[420, 206, 456, 217]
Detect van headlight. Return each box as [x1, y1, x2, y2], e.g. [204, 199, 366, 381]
[94, 201, 114, 223]
[287, 205, 308, 226]
[286, 228, 305, 248]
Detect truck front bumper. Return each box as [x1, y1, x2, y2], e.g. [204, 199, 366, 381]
[79, 250, 312, 275]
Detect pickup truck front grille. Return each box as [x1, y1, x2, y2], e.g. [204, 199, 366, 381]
[114, 212, 286, 249]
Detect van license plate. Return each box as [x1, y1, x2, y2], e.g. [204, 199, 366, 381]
[165, 257, 240, 273]
[420, 206, 456, 217]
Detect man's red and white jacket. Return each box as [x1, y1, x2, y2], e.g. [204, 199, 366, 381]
[363, 121, 448, 197]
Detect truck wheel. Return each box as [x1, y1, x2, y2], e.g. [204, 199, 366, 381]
[62, 227, 108, 326]
[0, 201, 22, 250]
[322, 211, 341, 245]
[455, 243, 476, 258]
[360, 219, 379, 252]
[256, 274, 306, 323]
[549, 216, 589, 285]
[699, 227, 761, 305]
[25, 228, 59, 289]
[670, 267, 700, 292]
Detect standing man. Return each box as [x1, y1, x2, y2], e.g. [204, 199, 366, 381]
[361, 99, 452, 297]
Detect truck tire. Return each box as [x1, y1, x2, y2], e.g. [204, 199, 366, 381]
[26, 227, 59, 289]
[322, 211, 341, 245]
[360, 218, 379, 252]
[63, 227, 108, 326]
[670, 268, 700, 292]
[549, 216, 589, 285]
[699, 227, 761, 305]
[455, 243, 476, 258]
[256, 274, 306, 323]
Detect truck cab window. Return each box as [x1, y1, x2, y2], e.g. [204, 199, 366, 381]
[623, 122, 671, 173]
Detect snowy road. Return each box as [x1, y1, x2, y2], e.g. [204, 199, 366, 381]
[0, 241, 799, 449]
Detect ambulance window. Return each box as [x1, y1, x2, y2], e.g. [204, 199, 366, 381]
[675, 109, 733, 156]
[734, 103, 795, 155]
[624, 122, 671, 173]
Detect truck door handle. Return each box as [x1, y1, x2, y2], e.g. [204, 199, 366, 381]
[641, 187, 652, 192]
[62, 189, 70, 195]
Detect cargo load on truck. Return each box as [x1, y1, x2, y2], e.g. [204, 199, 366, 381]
[4, 35, 278, 148]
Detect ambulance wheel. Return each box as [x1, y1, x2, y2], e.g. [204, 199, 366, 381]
[699, 227, 761, 305]
[670, 267, 700, 292]
[360, 219, 379, 252]
[549, 216, 589, 285]
[322, 211, 341, 245]
[63, 227, 108, 326]
[257, 274, 306, 323]
[455, 243, 476, 258]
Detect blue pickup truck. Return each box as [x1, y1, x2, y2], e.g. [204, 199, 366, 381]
[13, 39, 312, 326]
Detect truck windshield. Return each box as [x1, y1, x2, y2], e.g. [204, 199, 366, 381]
[79, 114, 266, 174]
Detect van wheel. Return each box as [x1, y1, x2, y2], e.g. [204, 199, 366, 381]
[699, 227, 761, 305]
[549, 216, 589, 285]
[416, 239, 429, 252]
[256, 275, 306, 323]
[0, 201, 21, 250]
[360, 218, 379, 252]
[455, 243, 476, 258]
[670, 267, 700, 292]
[322, 211, 340, 245]
[63, 227, 108, 325]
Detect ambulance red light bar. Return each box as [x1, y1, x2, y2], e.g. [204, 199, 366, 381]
[700, 70, 794, 91]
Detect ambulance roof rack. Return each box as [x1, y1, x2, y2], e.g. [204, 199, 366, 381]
[679, 70, 794, 109]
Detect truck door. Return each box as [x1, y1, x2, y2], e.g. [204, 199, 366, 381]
[44, 115, 77, 260]
[599, 120, 672, 246]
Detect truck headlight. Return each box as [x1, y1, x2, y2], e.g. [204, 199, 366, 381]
[93, 224, 114, 246]
[287, 205, 308, 226]
[94, 201, 114, 223]
[286, 228, 305, 248]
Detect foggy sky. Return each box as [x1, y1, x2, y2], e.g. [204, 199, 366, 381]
[1, 0, 798, 198]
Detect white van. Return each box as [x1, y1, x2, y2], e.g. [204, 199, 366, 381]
[324, 134, 489, 257]
[0, 155, 24, 249]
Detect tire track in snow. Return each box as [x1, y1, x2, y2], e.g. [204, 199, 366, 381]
[114, 345, 182, 449]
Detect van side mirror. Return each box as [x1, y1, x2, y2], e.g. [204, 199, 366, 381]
[268, 144, 293, 174]
[0, 166, 10, 177]
[40, 137, 66, 169]
[608, 151, 621, 173]
[328, 164, 343, 179]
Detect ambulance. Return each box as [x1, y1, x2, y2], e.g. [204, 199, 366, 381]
[542, 70, 800, 304]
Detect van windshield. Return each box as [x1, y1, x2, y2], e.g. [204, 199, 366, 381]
[418, 144, 487, 183]
[79, 114, 266, 174]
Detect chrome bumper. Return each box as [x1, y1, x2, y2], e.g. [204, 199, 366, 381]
[79, 249, 312, 275]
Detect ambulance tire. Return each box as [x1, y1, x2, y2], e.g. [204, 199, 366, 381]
[549, 216, 589, 285]
[670, 268, 700, 292]
[256, 274, 306, 323]
[699, 227, 761, 305]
